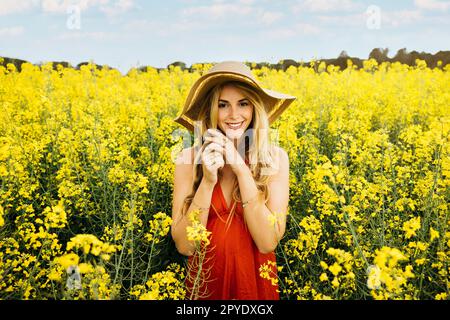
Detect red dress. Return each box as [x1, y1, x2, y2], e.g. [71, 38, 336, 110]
[185, 178, 279, 300]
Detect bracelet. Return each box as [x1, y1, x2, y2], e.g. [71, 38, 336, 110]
[242, 193, 259, 208]
[192, 199, 210, 211]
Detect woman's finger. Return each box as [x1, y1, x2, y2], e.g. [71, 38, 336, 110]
[204, 136, 229, 148]
[214, 156, 225, 166]
[211, 157, 225, 170]
[204, 142, 225, 155]
[202, 148, 222, 165]
[205, 128, 226, 139]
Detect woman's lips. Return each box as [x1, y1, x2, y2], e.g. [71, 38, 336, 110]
[226, 121, 244, 130]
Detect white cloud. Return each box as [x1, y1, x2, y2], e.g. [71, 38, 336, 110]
[40, 0, 109, 13]
[237, 0, 256, 4]
[57, 30, 116, 40]
[125, 19, 203, 37]
[316, 9, 424, 28]
[0, 26, 25, 36]
[382, 10, 423, 27]
[180, 1, 283, 29]
[258, 11, 283, 25]
[181, 2, 254, 19]
[414, 0, 450, 11]
[0, 0, 36, 16]
[317, 13, 365, 27]
[0, 0, 135, 15]
[263, 23, 321, 39]
[293, 0, 362, 13]
[100, 0, 134, 17]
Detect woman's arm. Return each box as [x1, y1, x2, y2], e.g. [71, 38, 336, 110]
[171, 148, 216, 256]
[235, 147, 289, 254]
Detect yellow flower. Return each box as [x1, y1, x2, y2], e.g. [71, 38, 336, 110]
[430, 227, 439, 242]
[44, 200, 67, 229]
[186, 210, 211, 246]
[369, 247, 415, 299]
[0, 205, 5, 227]
[187, 223, 210, 243]
[416, 242, 428, 251]
[331, 277, 340, 288]
[140, 290, 159, 300]
[435, 293, 448, 300]
[402, 216, 421, 239]
[415, 258, 426, 265]
[48, 268, 63, 281]
[329, 263, 342, 276]
[134, 264, 186, 300]
[259, 260, 278, 286]
[54, 253, 79, 270]
[320, 261, 328, 269]
[319, 273, 328, 282]
[145, 212, 172, 244]
[67, 234, 116, 257]
[78, 263, 94, 274]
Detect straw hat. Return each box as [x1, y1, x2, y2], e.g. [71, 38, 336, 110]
[174, 61, 296, 132]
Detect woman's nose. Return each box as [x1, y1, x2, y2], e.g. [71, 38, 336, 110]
[228, 105, 239, 118]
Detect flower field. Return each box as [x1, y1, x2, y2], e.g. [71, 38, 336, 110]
[0, 59, 449, 300]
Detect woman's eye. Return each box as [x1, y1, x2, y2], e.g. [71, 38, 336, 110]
[218, 103, 227, 108]
[240, 102, 249, 107]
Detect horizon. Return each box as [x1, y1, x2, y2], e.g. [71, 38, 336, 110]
[1, 0, 449, 74]
[3, 47, 448, 72]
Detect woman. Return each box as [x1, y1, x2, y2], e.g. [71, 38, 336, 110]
[171, 61, 296, 300]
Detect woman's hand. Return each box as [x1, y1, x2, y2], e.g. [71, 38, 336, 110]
[204, 129, 246, 175]
[200, 138, 225, 186]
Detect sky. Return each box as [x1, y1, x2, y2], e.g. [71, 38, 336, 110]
[1, 0, 449, 73]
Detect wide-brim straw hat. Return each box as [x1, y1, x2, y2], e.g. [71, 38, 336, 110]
[174, 61, 296, 132]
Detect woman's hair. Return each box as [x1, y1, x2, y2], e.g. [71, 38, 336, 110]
[181, 81, 279, 227]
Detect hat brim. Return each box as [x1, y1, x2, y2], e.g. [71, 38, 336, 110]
[174, 71, 296, 132]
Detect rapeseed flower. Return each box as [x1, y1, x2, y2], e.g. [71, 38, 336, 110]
[186, 209, 211, 246]
[402, 217, 421, 239]
[1, 60, 448, 300]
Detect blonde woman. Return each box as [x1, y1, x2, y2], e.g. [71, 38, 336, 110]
[171, 61, 296, 300]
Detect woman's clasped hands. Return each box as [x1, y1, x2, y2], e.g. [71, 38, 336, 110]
[200, 129, 246, 185]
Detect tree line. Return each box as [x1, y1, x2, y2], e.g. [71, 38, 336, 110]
[1, 48, 449, 74]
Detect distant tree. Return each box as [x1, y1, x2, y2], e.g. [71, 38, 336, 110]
[434, 50, 450, 69]
[76, 61, 104, 71]
[369, 48, 390, 63]
[332, 51, 351, 70]
[0, 56, 30, 71]
[168, 61, 187, 70]
[338, 50, 349, 58]
[393, 48, 413, 65]
[279, 59, 299, 71]
[51, 61, 72, 70]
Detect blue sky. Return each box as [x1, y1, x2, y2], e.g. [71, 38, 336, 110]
[1, 0, 449, 73]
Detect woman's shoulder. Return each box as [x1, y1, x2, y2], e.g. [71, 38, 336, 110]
[265, 145, 289, 180]
[269, 145, 289, 165]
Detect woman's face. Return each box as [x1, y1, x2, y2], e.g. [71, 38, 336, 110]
[216, 84, 254, 140]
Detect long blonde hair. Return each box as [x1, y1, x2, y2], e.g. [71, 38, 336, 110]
[181, 81, 279, 224]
